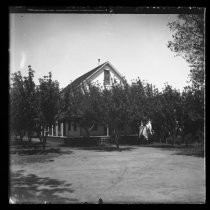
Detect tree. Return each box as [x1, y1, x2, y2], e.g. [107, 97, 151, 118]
[101, 81, 131, 150]
[160, 84, 183, 145]
[10, 71, 26, 141]
[181, 85, 204, 146]
[36, 72, 60, 150]
[128, 79, 146, 135]
[59, 82, 103, 138]
[10, 66, 37, 142]
[168, 14, 204, 89]
[22, 66, 37, 142]
[77, 83, 103, 137]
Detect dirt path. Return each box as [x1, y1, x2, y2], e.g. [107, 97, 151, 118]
[9, 144, 205, 204]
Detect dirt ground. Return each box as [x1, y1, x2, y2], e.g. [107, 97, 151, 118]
[9, 140, 205, 204]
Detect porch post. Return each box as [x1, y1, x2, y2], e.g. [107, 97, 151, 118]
[56, 121, 58, 136]
[61, 122, 64, 137]
[107, 124, 109, 136]
[51, 125, 53, 136]
[41, 125, 43, 136]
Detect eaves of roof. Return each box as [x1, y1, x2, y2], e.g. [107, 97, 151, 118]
[61, 61, 108, 93]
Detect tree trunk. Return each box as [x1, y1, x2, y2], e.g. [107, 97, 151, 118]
[114, 130, 120, 151]
[41, 128, 46, 150]
[185, 137, 188, 147]
[116, 136, 119, 150]
[19, 131, 24, 142]
[43, 128, 49, 151]
[14, 132, 19, 141]
[84, 127, 90, 138]
[43, 136, 46, 150]
[39, 135, 42, 143]
[27, 131, 32, 143]
[39, 129, 42, 143]
[173, 134, 176, 146]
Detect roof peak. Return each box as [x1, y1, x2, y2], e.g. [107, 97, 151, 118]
[61, 61, 109, 92]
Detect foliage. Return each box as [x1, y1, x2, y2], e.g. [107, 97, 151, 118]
[10, 71, 26, 140]
[59, 76, 204, 148]
[36, 72, 60, 149]
[181, 85, 204, 144]
[10, 67, 60, 150]
[101, 81, 131, 149]
[60, 82, 103, 137]
[168, 14, 205, 89]
[10, 67, 37, 141]
[10, 68, 204, 149]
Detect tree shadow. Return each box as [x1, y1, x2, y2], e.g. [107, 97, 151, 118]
[140, 142, 195, 148]
[60, 144, 136, 152]
[146, 143, 204, 158]
[172, 147, 204, 158]
[10, 147, 73, 156]
[10, 140, 42, 148]
[9, 170, 78, 204]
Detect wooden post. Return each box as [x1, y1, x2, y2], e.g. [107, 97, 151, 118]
[107, 124, 109, 136]
[56, 122, 58, 136]
[51, 125, 53, 136]
[41, 125, 43, 136]
[61, 122, 64, 137]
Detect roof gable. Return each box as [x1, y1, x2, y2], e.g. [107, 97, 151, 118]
[61, 61, 125, 93]
[86, 62, 125, 85]
[70, 62, 107, 87]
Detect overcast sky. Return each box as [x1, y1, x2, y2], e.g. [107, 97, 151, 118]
[10, 13, 190, 91]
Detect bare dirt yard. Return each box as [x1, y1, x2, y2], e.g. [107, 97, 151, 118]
[9, 139, 205, 204]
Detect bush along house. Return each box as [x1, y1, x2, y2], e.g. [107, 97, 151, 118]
[46, 60, 126, 141]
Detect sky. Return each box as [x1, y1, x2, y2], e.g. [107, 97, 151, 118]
[9, 13, 191, 91]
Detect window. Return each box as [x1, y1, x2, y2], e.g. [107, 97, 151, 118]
[104, 70, 110, 85]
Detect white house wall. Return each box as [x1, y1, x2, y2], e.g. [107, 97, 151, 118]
[80, 125, 106, 136]
[67, 122, 80, 137]
[87, 64, 122, 89]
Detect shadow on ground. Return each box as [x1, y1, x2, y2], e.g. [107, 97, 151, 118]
[172, 148, 204, 158]
[9, 170, 77, 204]
[60, 144, 136, 152]
[143, 143, 204, 158]
[10, 144, 73, 156]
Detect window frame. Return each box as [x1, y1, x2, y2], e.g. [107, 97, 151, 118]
[104, 70, 110, 85]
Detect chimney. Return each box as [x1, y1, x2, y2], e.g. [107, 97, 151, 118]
[98, 59, 100, 66]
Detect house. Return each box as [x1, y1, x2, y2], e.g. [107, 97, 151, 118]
[47, 61, 125, 138]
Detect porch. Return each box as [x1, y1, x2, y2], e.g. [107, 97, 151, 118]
[45, 120, 110, 138]
[47, 135, 111, 147]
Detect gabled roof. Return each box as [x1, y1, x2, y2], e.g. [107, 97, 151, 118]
[61, 61, 125, 93]
[61, 62, 107, 93]
[71, 62, 107, 87]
